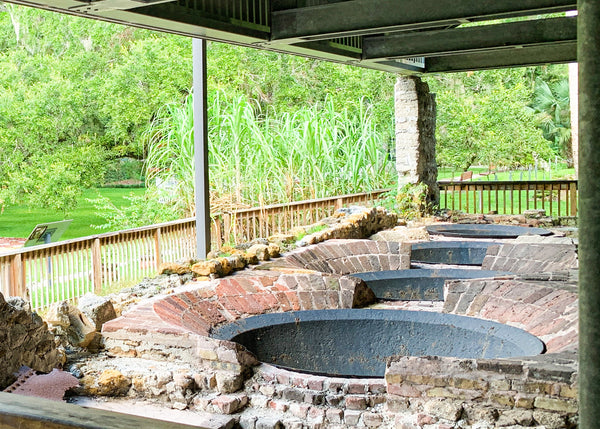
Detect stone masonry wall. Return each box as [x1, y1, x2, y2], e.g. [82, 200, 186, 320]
[395, 76, 439, 205]
[386, 353, 578, 428]
[0, 293, 65, 389]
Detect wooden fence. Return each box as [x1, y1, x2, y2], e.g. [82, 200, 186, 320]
[0, 190, 388, 310]
[438, 180, 578, 217]
[0, 182, 578, 310]
[214, 189, 390, 246]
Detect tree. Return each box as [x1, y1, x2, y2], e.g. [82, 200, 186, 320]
[426, 69, 554, 171]
[528, 78, 572, 165]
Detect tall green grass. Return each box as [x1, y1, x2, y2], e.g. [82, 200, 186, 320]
[144, 91, 396, 214]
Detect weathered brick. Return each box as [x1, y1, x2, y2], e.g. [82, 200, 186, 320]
[345, 395, 368, 410]
[284, 292, 301, 311]
[533, 410, 569, 429]
[291, 375, 307, 389]
[250, 395, 269, 408]
[368, 381, 387, 394]
[238, 415, 257, 429]
[534, 397, 578, 413]
[325, 408, 343, 424]
[560, 385, 578, 398]
[276, 373, 290, 385]
[515, 394, 535, 409]
[255, 417, 283, 429]
[340, 290, 354, 308]
[386, 395, 410, 412]
[282, 387, 305, 403]
[357, 255, 374, 272]
[297, 291, 313, 310]
[477, 359, 524, 375]
[259, 384, 276, 396]
[307, 377, 324, 391]
[325, 290, 340, 309]
[307, 406, 325, 421]
[490, 392, 516, 407]
[417, 414, 437, 426]
[496, 409, 534, 427]
[528, 364, 576, 384]
[512, 380, 554, 395]
[211, 394, 247, 414]
[362, 412, 383, 428]
[347, 381, 367, 394]
[426, 387, 460, 399]
[196, 348, 218, 361]
[451, 377, 488, 390]
[489, 378, 511, 391]
[387, 383, 422, 398]
[268, 400, 288, 412]
[423, 400, 463, 421]
[289, 403, 310, 419]
[304, 392, 325, 405]
[368, 394, 386, 407]
[324, 380, 347, 393]
[325, 394, 343, 407]
[405, 375, 447, 387]
[367, 254, 382, 271]
[344, 410, 362, 426]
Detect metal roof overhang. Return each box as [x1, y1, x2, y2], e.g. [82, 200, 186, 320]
[1, 0, 577, 74]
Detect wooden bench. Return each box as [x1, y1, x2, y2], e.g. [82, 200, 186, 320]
[459, 171, 473, 181]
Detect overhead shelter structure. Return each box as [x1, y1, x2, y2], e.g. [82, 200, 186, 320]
[0, 0, 598, 426]
[1, 0, 578, 72]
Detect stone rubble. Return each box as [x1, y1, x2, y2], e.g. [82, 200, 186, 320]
[0, 294, 65, 389]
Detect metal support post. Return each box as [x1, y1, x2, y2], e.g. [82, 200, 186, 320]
[578, 0, 600, 426]
[193, 38, 211, 259]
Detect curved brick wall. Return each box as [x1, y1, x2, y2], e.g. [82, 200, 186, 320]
[102, 273, 376, 394]
[482, 241, 579, 274]
[444, 278, 578, 352]
[285, 239, 411, 274]
[152, 274, 375, 336]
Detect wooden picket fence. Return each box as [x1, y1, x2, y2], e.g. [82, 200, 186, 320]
[0, 190, 388, 310]
[438, 180, 578, 217]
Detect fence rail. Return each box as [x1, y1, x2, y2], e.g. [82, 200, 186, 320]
[215, 189, 390, 245]
[438, 180, 578, 217]
[0, 190, 389, 310]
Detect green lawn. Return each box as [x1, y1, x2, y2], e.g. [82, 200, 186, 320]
[0, 188, 146, 240]
[438, 164, 576, 181]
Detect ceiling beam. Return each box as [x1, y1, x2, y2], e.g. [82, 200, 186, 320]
[363, 16, 577, 60]
[425, 42, 576, 73]
[271, 0, 577, 42]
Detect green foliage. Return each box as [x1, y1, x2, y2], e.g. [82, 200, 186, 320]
[0, 5, 575, 229]
[144, 90, 397, 214]
[427, 69, 556, 171]
[528, 78, 572, 163]
[1, 145, 106, 214]
[382, 183, 430, 219]
[103, 157, 145, 185]
[88, 190, 180, 230]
